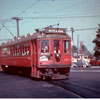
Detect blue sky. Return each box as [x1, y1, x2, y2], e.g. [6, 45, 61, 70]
[0, 0, 100, 53]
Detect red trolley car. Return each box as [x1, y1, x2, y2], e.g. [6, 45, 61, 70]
[0, 27, 71, 79]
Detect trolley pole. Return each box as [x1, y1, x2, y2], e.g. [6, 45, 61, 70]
[12, 17, 22, 37]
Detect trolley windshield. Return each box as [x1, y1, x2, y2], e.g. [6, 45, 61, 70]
[41, 40, 49, 53]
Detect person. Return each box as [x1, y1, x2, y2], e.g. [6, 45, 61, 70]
[41, 42, 49, 53]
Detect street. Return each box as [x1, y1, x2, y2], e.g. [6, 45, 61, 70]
[0, 66, 100, 98]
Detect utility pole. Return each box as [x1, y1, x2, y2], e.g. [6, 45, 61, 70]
[12, 17, 22, 37]
[71, 27, 74, 45]
[80, 41, 83, 67]
[77, 35, 79, 62]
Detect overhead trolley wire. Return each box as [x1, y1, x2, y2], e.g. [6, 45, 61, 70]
[0, 27, 98, 42]
[2, 23, 15, 38]
[18, 0, 40, 16]
[74, 28, 98, 31]
[20, 14, 100, 19]
[67, 28, 98, 32]
[0, 39, 11, 41]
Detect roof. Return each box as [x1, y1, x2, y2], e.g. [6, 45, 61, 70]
[0, 27, 71, 48]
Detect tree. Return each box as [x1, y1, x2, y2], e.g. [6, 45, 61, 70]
[72, 45, 78, 57]
[72, 45, 78, 53]
[72, 44, 92, 58]
[93, 24, 100, 60]
[79, 42, 93, 58]
[81, 44, 87, 52]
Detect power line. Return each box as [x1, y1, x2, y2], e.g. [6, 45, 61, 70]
[0, 27, 98, 43]
[75, 28, 98, 31]
[18, 0, 40, 16]
[67, 28, 98, 32]
[67, 27, 98, 45]
[20, 15, 100, 19]
[2, 23, 15, 38]
[21, 0, 100, 18]
[0, 19, 12, 23]
[0, 39, 11, 41]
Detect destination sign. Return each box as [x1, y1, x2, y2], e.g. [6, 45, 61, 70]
[45, 28, 66, 33]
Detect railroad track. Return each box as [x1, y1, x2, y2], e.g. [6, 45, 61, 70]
[48, 80, 100, 98]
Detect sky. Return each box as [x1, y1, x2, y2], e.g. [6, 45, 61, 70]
[0, 0, 100, 53]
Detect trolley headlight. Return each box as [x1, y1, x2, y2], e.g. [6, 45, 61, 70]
[55, 53, 60, 59]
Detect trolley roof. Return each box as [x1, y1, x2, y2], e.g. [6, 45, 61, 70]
[0, 27, 71, 48]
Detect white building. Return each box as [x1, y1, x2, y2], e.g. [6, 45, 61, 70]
[72, 54, 90, 63]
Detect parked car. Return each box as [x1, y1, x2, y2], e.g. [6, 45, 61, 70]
[90, 59, 95, 66]
[71, 62, 78, 68]
[90, 59, 100, 66]
[72, 61, 90, 68]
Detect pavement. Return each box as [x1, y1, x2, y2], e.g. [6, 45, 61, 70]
[0, 72, 79, 98]
[90, 66, 100, 68]
[70, 66, 100, 72]
[0, 66, 100, 98]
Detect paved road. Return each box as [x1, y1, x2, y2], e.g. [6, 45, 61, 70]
[0, 71, 78, 98]
[69, 67, 100, 97]
[0, 66, 100, 98]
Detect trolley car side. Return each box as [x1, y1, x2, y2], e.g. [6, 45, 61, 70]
[0, 27, 71, 80]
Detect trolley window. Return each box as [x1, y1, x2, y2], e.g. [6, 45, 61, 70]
[54, 40, 60, 53]
[41, 40, 49, 53]
[63, 40, 69, 53]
